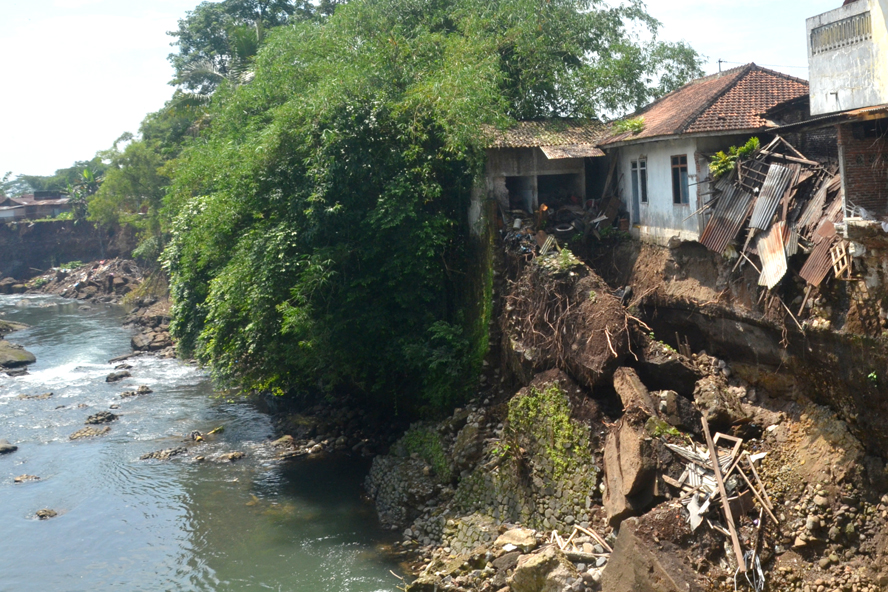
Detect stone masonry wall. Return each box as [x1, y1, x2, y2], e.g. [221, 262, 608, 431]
[0, 220, 136, 279]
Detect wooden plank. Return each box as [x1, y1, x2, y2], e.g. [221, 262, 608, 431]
[600, 157, 618, 202]
[736, 466, 780, 525]
[702, 416, 746, 572]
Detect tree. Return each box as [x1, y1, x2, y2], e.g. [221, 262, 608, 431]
[167, 0, 328, 96]
[162, 0, 703, 413]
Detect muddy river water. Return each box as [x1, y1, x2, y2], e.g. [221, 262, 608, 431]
[0, 294, 399, 592]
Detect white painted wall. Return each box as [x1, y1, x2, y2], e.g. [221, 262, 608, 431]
[807, 0, 888, 115]
[616, 137, 703, 245]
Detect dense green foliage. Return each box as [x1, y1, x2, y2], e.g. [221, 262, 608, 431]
[396, 425, 452, 481]
[162, 0, 702, 412]
[710, 136, 760, 179]
[507, 383, 591, 479]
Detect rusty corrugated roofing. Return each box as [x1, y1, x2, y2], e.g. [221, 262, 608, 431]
[750, 164, 795, 230]
[797, 178, 830, 234]
[758, 221, 789, 289]
[700, 179, 755, 253]
[800, 237, 838, 286]
[488, 119, 610, 149]
[601, 64, 809, 146]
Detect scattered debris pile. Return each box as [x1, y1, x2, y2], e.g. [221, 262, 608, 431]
[697, 136, 847, 324]
[28, 259, 143, 302]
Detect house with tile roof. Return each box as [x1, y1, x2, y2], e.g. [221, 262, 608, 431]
[600, 64, 809, 245]
[484, 119, 611, 215]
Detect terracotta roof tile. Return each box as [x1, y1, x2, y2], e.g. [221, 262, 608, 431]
[489, 119, 610, 149]
[602, 64, 809, 145]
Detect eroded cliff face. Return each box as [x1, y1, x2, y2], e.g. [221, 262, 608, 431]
[596, 240, 888, 456]
[364, 237, 888, 592]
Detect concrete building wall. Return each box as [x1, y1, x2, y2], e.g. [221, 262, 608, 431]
[807, 0, 888, 115]
[617, 137, 703, 245]
[485, 147, 586, 212]
[837, 121, 888, 214]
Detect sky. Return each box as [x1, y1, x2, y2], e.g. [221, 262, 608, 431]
[0, 0, 847, 177]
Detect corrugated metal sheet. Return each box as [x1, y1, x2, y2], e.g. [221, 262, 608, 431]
[699, 179, 754, 253]
[758, 221, 789, 289]
[800, 237, 838, 286]
[797, 179, 830, 234]
[749, 164, 795, 230]
[812, 192, 845, 244]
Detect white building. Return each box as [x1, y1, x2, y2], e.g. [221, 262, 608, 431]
[600, 64, 809, 245]
[807, 0, 888, 116]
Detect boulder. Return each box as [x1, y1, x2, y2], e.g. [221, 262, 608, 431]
[0, 438, 18, 454]
[14, 474, 39, 483]
[140, 447, 188, 461]
[69, 426, 111, 440]
[17, 392, 53, 400]
[131, 333, 152, 351]
[0, 318, 28, 337]
[405, 574, 445, 592]
[0, 339, 36, 368]
[600, 517, 707, 592]
[451, 423, 484, 474]
[508, 546, 578, 592]
[613, 367, 658, 417]
[494, 528, 538, 553]
[271, 435, 295, 449]
[105, 370, 131, 383]
[492, 550, 522, 571]
[0, 277, 16, 294]
[693, 375, 747, 430]
[85, 411, 118, 425]
[656, 390, 701, 434]
[602, 411, 656, 526]
[36, 509, 58, 520]
[635, 345, 702, 396]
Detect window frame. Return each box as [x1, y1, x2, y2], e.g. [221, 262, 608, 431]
[630, 159, 648, 205]
[671, 155, 690, 205]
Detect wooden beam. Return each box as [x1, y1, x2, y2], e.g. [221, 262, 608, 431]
[702, 416, 746, 572]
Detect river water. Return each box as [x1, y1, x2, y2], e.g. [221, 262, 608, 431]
[0, 294, 399, 592]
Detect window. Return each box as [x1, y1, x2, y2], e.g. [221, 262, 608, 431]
[672, 155, 689, 205]
[631, 160, 648, 204]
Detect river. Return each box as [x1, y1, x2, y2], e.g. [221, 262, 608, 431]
[0, 294, 399, 592]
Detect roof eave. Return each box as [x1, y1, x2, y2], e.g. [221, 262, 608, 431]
[600, 126, 777, 150]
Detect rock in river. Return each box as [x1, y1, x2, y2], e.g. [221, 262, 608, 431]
[69, 426, 111, 440]
[0, 339, 36, 368]
[105, 371, 131, 383]
[36, 509, 57, 520]
[140, 447, 188, 461]
[0, 438, 18, 454]
[14, 474, 40, 483]
[85, 411, 118, 425]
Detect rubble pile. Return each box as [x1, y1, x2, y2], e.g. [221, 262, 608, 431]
[26, 258, 143, 302]
[362, 325, 887, 591]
